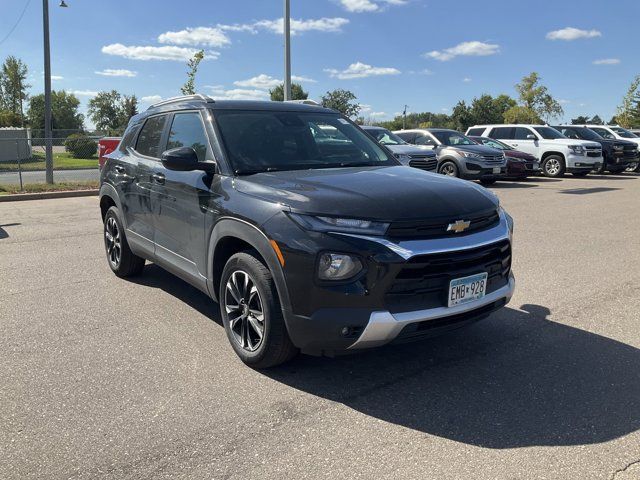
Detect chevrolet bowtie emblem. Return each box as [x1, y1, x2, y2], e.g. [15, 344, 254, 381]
[447, 220, 471, 233]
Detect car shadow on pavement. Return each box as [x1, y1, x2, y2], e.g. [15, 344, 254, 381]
[0, 223, 21, 240]
[126, 264, 223, 326]
[264, 304, 640, 449]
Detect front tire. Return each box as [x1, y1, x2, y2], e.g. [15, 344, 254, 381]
[571, 171, 590, 177]
[439, 161, 459, 177]
[220, 251, 298, 368]
[541, 155, 566, 178]
[103, 206, 145, 278]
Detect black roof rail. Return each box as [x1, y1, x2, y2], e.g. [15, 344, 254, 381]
[147, 94, 214, 110]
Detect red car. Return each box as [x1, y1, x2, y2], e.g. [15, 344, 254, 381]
[470, 136, 540, 178]
[98, 137, 121, 169]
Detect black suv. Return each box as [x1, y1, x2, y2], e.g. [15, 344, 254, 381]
[553, 125, 638, 173]
[99, 95, 515, 368]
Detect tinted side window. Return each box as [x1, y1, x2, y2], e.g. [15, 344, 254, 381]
[489, 127, 514, 140]
[167, 112, 209, 161]
[395, 132, 415, 143]
[415, 134, 435, 146]
[118, 124, 140, 153]
[514, 127, 534, 140]
[559, 128, 579, 139]
[136, 115, 168, 158]
[467, 128, 485, 136]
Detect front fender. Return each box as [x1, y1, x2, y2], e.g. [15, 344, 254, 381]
[206, 218, 292, 315]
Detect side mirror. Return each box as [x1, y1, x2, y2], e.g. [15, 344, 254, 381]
[526, 134, 537, 140]
[161, 147, 215, 173]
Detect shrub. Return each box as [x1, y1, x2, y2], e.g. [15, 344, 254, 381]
[64, 133, 97, 159]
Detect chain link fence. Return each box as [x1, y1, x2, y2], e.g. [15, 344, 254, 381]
[0, 129, 105, 190]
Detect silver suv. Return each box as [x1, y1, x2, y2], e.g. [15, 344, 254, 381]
[394, 128, 506, 185]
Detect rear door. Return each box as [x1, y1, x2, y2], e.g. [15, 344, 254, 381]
[150, 110, 213, 283]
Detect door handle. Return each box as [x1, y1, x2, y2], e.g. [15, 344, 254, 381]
[152, 173, 165, 184]
[113, 165, 125, 174]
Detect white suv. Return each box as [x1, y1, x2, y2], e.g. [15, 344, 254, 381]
[466, 124, 603, 177]
[583, 125, 640, 172]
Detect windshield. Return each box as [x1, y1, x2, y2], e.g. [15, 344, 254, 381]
[214, 110, 396, 174]
[431, 130, 476, 146]
[474, 137, 512, 150]
[558, 127, 603, 141]
[365, 128, 407, 146]
[533, 126, 565, 140]
[611, 127, 638, 138]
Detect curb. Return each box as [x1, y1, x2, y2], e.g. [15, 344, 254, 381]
[0, 189, 99, 202]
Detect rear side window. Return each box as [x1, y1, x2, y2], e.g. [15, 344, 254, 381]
[467, 128, 485, 136]
[514, 127, 533, 140]
[167, 112, 209, 161]
[118, 124, 141, 153]
[489, 127, 514, 140]
[136, 115, 168, 158]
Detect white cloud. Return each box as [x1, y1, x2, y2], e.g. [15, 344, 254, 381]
[254, 17, 349, 35]
[368, 111, 386, 117]
[593, 58, 620, 65]
[102, 43, 218, 61]
[71, 90, 98, 97]
[233, 73, 317, 89]
[463, 77, 472, 82]
[95, 68, 137, 77]
[205, 86, 270, 100]
[325, 62, 401, 79]
[337, 0, 407, 12]
[158, 27, 231, 48]
[141, 95, 163, 103]
[559, 99, 570, 104]
[425, 41, 500, 61]
[234, 74, 281, 89]
[546, 27, 601, 41]
[51, 75, 63, 81]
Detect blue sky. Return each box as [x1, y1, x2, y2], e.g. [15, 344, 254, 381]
[1, 0, 638, 128]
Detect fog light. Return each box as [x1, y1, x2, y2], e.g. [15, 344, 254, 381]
[318, 253, 363, 281]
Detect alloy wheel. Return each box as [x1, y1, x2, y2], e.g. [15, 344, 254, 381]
[441, 164, 457, 176]
[104, 216, 122, 268]
[545, 158, 561, 176]
[627, 162, 638, 172]
[224, 270, 265, 352]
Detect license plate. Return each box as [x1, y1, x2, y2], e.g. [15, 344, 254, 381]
[492, 167, 501, 174]
[448, 272, 488, 307]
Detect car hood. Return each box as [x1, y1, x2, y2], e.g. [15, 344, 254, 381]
[504, 150, 537, 161]
[385, 144, 436, 156]
[545, 138, 601, 148]
[234, 166, 498, 222]
[441, 144, 502, 155]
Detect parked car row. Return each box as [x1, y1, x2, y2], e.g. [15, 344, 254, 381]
[360, 123, 639, 182]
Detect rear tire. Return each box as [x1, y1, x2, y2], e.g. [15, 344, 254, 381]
[220, 251, 298, 369]
[439, 161, 459, 177]
[541, 155, 566, 178]
[103, 206, 145, 278]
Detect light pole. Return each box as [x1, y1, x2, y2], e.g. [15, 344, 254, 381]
[283, 0, 291, 101]
[43, 0, 53, 183]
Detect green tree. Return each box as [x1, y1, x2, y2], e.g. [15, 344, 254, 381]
[320, 89, 360, 117]
[515, 72, 564, 121]
[27, 90, 84, 132]
[181, 50, 205, 95]
[492, 94, 517, 121]
[269, 83, 309, 102]
[0, 56, 30, 125]
[450, 100, 472, 132]
[615, 75, 640, 128]
[589, 114, 604, 125]
[88, 91, 138, 135]
[503, 105, 542, 124]
[571, 115, 590, 125]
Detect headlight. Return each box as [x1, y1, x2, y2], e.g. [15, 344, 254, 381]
[568, 145, 585, 155]
[457, 150, 482, 158]
[394, 153, 410, 162]
[500, 206, 514, 233]
[318, 253, 363, 281]
[288, 213, 389, 236]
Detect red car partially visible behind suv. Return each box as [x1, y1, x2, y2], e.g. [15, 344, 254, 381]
[98, 137, 121, 169]
[470, 136, 540, 179]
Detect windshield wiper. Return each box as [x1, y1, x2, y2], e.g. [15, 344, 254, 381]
[234, 167, 282, 175]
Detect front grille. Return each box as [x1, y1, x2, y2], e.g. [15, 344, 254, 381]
[622, 145, 638, 159]
[585, 146, 602, 158]
[481, 154, 505, 164]
[387, 209, 500, 239]
[384, 240, 511, 314]
[408, 158, 437, 171]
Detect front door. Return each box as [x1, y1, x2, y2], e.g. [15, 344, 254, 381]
[509, 127, 538, 157]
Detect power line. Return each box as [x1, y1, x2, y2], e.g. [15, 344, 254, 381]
[0, 0, 33, 47]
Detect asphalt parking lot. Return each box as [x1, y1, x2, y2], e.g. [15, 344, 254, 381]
[1, 174, 640, 480]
